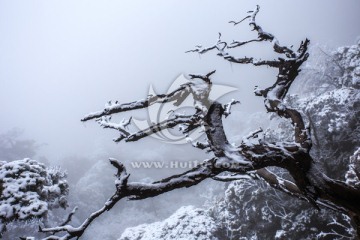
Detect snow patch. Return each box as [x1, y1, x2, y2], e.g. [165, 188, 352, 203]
[119, 206, 219, 240]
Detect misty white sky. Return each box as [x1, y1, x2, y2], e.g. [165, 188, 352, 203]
[0, 0, 359, 162]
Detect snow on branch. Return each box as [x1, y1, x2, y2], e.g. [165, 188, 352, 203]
[96, 116, 132, 142]
[188, 69, 216, 82]
[185, 33, 227, 55]
[59, 207, 78, 227]
[228, 14, 250, 26]
[223, 99, 240, 117]
[81, 70, 217, 144]
[124, 114, 202, 143]
[81, 83, 193, 122]
[227, 39, 262, 49]
[212, 172, 255, 182]
[245, 127, 263, 139]
[221, 6, 312, 151]
[246, 5, 296, 58]
[189, 139, 211, 150]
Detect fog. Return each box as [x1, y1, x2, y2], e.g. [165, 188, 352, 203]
[0, 0, 359, 238]
[1, 0, 359, 160]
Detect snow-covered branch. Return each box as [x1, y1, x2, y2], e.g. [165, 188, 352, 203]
[96, 116, 132, 142]
[188, 69, 216, 82]
[189, 140, 211, 150]
[245, 127, 263, 139]
[212, 173, 254, 182]
[223, 99, 240, 117]
[124, 114, 202, 143]
[59, 207, 78, 227]
[185, 33, 227, 55]
[246, 5, 296, 58]
[81, 83, 193, 122]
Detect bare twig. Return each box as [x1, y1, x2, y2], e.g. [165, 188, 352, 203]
[60, 207, 78, 227]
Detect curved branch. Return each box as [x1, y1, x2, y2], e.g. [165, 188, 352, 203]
[223, 55, 281, 67]
[187, 5, 300, 66]
[247, 5, 296, 57]
[228, 39, 262, 48]
[188, 69, 216, 83]
[229, 15, 250, 26]
[123, 114, 202, 143]
[81, 84, 192, 122]
[59, 207, 78, 227]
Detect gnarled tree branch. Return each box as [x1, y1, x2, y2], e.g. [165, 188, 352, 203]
[37, 5, 360, 239]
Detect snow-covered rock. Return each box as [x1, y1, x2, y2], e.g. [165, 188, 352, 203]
[118, 206, 219, 240]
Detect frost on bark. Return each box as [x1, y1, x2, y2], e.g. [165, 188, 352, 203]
[37, 5, 360, 239]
